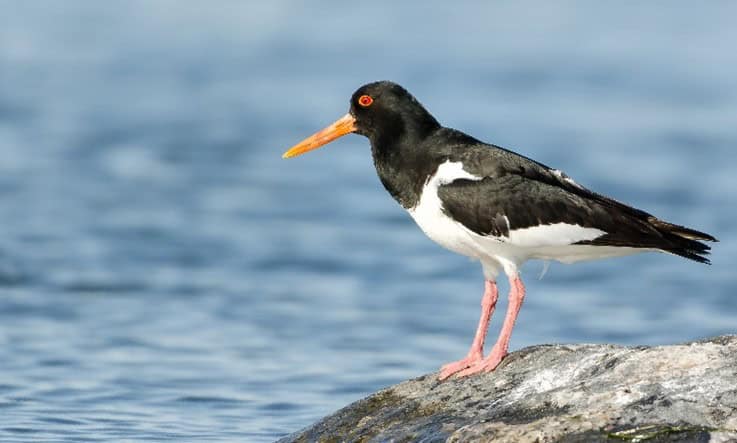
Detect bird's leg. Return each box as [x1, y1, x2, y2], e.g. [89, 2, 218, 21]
[438, 280, 498, 380]
[455, 274, 525, 377]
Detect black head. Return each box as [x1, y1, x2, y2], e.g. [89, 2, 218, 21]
[282, 81, 439, 158]
[349, 81, 439, 144]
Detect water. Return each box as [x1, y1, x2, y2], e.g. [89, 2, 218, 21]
[0, 2, 736, 441]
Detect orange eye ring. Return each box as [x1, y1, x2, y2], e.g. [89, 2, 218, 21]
[358, 95, 373, 107]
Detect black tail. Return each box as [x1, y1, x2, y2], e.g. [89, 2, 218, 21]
[649, 218, 718, 264]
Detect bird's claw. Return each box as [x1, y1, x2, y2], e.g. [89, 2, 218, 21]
[453, 348, 507, 378]
[438, 352, 483, 380]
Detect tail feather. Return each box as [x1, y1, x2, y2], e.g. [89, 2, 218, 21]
[648, 217, 717, 264]
[648, 217, 718, 242]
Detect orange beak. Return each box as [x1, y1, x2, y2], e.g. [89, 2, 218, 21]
[282, 113, 357, 159]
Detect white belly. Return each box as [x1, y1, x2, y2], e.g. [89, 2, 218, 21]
[407, 160, 645, 270]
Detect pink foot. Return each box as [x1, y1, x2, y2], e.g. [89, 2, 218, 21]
[437, 280, 498, 381]
[438, 352, 483, 380]
[454, 346, 508, 378]
[449, 274, 525, 379]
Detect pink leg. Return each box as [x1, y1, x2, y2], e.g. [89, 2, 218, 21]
[438, 280, 498, 380]
[455, 274, 525, 377]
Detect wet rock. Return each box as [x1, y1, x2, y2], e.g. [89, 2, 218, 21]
[279, 335, 737, 442]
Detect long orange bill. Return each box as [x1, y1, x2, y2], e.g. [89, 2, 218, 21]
[282, 113, 357, 159]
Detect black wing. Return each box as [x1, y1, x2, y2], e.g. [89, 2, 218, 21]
[436, 142, 716, 263]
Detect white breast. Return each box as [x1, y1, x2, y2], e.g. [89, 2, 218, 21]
[407, 161, 490, 259]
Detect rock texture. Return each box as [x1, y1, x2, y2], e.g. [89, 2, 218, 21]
[280, 336, 737, 442]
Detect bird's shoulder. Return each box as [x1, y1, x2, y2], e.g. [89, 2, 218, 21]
[428, 129, 656, 236]
[427, 128, 585, 194]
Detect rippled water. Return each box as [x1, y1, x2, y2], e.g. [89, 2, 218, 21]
[1, 2, 736, 441]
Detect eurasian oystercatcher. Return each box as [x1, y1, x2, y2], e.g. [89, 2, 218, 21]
[282, 81, 717, 380]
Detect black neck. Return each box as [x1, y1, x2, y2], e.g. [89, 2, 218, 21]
[369, 120, 441, 209]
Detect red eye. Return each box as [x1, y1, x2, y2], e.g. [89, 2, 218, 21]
[358, 95, 373, 107]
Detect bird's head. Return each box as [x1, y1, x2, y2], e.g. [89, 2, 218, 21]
[282, 81, 439, 159]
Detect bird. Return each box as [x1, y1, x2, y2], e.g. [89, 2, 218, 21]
[281, 81, 717, 380]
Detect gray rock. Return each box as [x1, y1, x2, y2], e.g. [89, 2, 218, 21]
[279, 336, 737, 442]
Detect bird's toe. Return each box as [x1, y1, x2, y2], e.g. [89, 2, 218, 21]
[438, 353, 483, 380]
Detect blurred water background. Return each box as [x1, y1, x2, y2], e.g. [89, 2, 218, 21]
[0, 1, 735, 441]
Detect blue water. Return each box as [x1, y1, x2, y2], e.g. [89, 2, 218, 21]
[1, 2, 735, 441]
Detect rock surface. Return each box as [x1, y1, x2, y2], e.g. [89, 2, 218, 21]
[280, 336, 737, 442]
